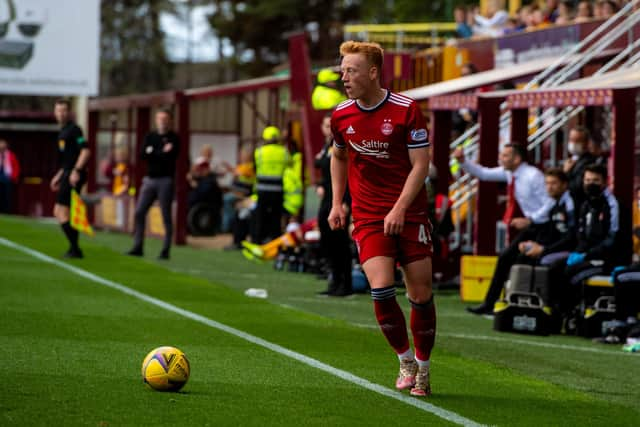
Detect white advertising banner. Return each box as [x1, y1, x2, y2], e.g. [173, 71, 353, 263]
[0, 0, 100, 96]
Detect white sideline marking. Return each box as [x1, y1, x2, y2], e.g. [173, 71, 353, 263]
[352, 324, 632, 357]
[0, 237, 483, 427]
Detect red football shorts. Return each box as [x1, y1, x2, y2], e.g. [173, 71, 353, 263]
[352, 220, 433, 265]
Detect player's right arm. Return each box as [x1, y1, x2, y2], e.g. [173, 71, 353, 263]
[328, 145, 348, 230]
[453, 147, 507, 182]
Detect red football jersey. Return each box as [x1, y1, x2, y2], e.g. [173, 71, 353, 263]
[331, 90, 429, 222]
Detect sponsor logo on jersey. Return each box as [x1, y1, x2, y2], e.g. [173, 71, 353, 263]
[346, 125, 355, 134]
[410, 128, 428, 142]
[380, 119, 393, 136]
[349, 139, 390, 159]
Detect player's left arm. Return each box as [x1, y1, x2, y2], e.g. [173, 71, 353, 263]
[70, 131, 90, 186]
[385, 146, 430, 236]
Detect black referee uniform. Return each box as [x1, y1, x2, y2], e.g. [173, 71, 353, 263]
[57, 121, 88, 206]
[56, 120, 89, 258]
[128, 130, 179, 259]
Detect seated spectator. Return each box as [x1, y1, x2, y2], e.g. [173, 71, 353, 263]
[186, 147, 224, 231]
[453, 143, 553, 237]
[552, 164, 620, 316]
[473, 0, 509, 37]
[467, 168, 575, 315]
[545, 0, 560, 22]
[555, 0, 574, 24]
[575, 0, 593, 22]
[601, 0, 619, 18]
[222, 146, 255, 233]
[531, 7, 551, 29]
[467, 5, 479, 33]
[454, 5, 473, 38]
[593, 0, 604, 19]
[518, 5, 535, 30]
[563, 126, 595, 208]
[109, 146, 130, 196]
[503, 17, 523, 34]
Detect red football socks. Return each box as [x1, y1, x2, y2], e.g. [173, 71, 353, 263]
[371, 286, 410, 355]
[409, 296, 436, 362]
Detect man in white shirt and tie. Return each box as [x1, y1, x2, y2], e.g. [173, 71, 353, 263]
[454, 143, 553, 315]
[454, 143, 552, 232]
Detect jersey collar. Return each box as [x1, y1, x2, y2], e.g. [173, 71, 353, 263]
[355, 89, 390, 113]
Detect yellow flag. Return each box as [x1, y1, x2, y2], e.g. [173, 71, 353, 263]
[70, 189, 94, 236]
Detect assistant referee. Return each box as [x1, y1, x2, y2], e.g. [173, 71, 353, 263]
[49, 99, 91, 258]
[127, 109, 179, 260]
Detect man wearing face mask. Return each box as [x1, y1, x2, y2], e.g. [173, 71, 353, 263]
[559, 163, 619, 314]
[563, 126, 595, 208]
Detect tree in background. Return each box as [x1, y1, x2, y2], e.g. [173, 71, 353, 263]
[100, 0, 176, 95]
[208, 0, 360, 77]
[362, 0, 455, 24]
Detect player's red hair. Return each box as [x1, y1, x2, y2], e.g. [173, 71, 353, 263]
[340, 41, 384, 71]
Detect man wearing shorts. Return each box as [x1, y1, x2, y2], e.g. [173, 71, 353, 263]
[329, 41, 436, 397]
[50, 99, 91, 258]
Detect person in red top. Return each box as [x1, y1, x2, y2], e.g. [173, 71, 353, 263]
[0, 138, 20, 213]
[329, 41, 436, 397]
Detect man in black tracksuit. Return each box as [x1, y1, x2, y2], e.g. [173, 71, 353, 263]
[315, 115, 352, 297]
[127, 109, 180, 260]
[558, 163, 619, 314]
[50, 99, 91, 258]
[467, 168, 575, 314]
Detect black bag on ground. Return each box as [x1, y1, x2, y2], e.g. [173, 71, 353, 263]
[494, 264, 557, 335]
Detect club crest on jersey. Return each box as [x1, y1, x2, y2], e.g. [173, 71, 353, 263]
[58, 139, 65, 151]
[346, 125, 355, 134]
[380, 119, 393, 136]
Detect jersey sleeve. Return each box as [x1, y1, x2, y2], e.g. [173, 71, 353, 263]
[406, 102, 429, 149]
[74, 126, 88, 149]
[330, 113, 346, 149]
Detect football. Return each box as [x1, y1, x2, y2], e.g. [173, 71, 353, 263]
[142, 346, 190, 391]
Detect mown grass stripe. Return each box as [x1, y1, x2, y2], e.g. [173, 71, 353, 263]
[0, 236, 484, 427]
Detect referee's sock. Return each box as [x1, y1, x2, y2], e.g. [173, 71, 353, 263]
[61, 221, 80, 251]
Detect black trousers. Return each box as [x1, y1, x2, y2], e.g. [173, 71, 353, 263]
[0, 180, 11, 213]
[255, 190, 283, 243]
[318, 204, 352, 293]
[133, 176, 174, 251]
[483, 233, 532, 305]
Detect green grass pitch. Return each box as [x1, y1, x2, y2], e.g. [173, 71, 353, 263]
[0, 215, 638, 426]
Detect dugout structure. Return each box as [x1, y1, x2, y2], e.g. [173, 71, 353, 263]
[429, 67, 640, 258]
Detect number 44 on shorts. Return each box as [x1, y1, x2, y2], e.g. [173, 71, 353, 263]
[418, 224, 431, 245]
